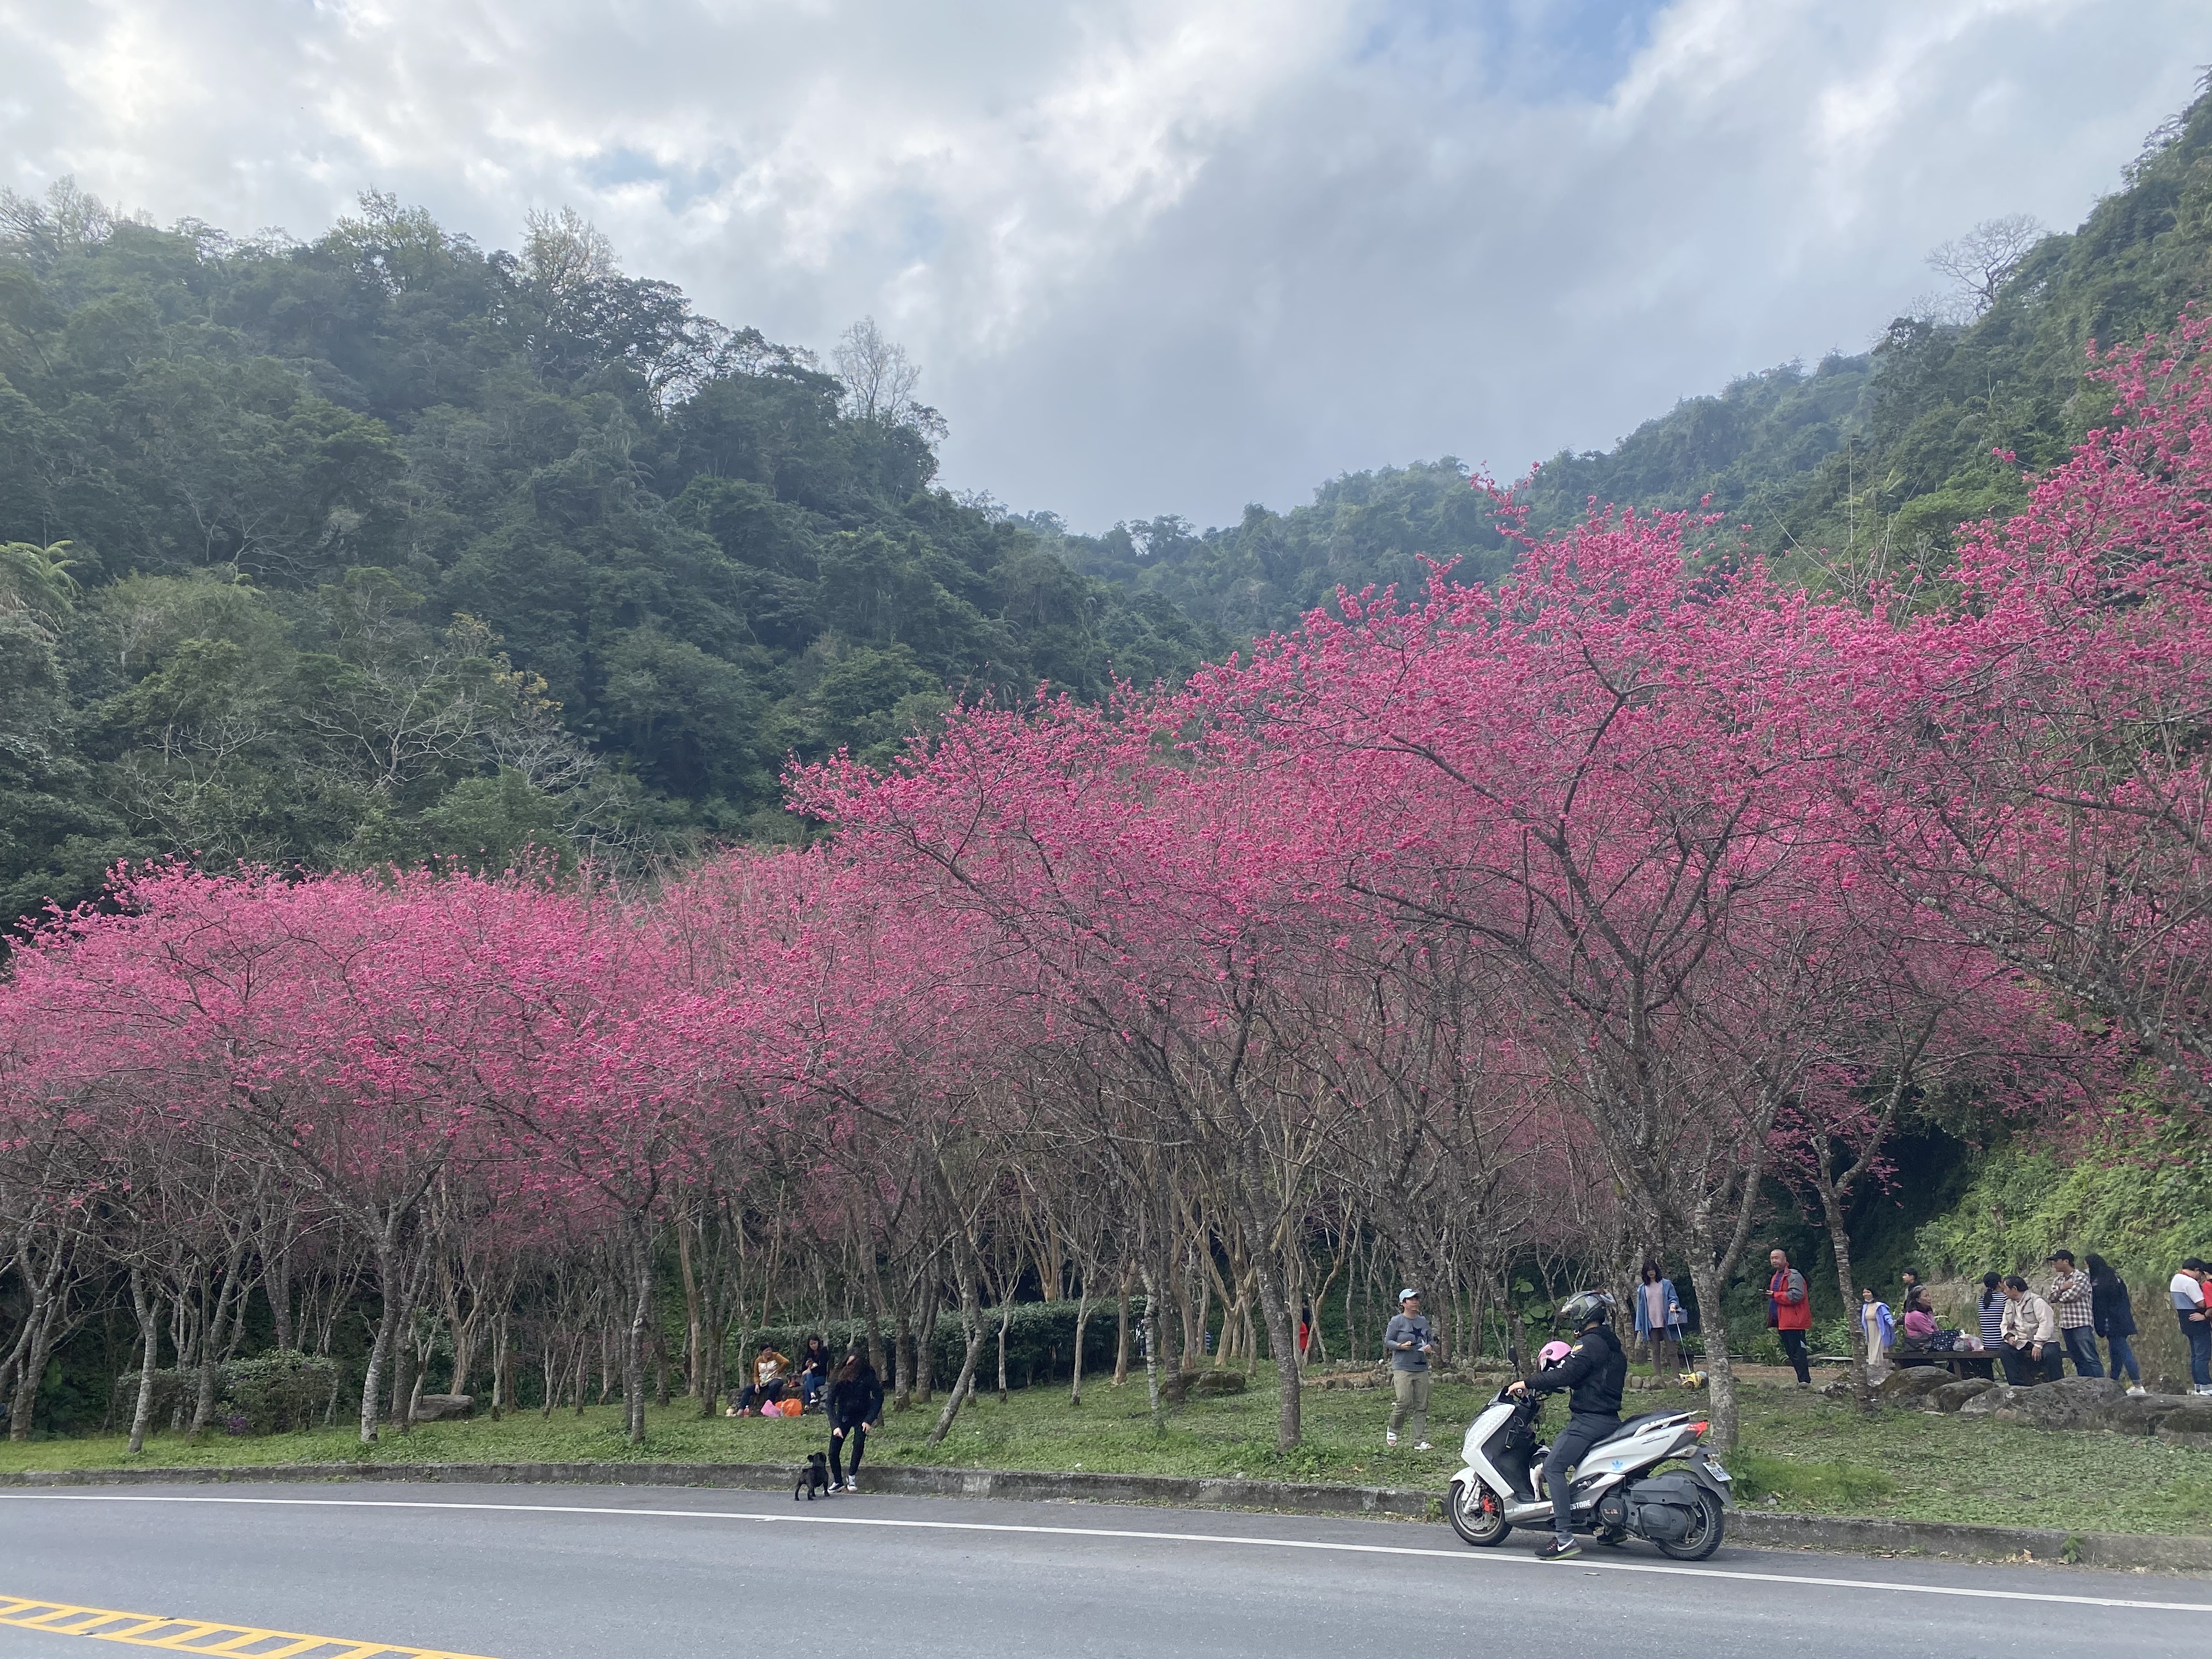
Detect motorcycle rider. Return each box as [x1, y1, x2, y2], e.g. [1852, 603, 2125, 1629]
[1507, 1290, 1626, 1561]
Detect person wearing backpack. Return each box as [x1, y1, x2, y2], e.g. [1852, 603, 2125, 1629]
[825, 1349, 884, 1493]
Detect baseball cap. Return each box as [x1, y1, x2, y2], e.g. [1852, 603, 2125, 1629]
[2046, 1249, 2074, 1264]
[1398, 1287, 1420, 1302]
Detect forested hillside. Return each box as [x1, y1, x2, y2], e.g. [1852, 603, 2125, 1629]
[1075, 78, 2212, 634]
[0, 195, 1222, 923]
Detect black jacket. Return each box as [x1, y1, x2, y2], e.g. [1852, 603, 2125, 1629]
[1527, 1323, 1626, 1419]
[2091, 1276, 2136, 1339]
[826, 1369, 884, 1431]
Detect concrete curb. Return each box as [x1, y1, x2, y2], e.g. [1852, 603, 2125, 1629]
[3, 1460, 2204, 1571]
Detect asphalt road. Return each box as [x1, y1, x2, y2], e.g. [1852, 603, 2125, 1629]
[1, 1483, 2207, 1658]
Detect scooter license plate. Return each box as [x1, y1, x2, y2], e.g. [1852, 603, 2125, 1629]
[1705, 1460, 1731, 1482]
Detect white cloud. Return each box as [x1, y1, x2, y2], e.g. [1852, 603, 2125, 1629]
[2, 0, 2204, 528]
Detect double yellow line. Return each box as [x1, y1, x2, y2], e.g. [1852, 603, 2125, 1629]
[0, 1594, 499, 1657]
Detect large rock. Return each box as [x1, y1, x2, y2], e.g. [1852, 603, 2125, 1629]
[1189, 1368, 1249, 1396]
[1957, 1384, 2018, 1417]
[2104, 1393, 2196, 1436]
[1928, 1377, 1996, 1413]
[2004, 1375, 2124, 1430]
[410, 1393, 475, 1423]
[1877, 1365, 1952, 1403]
[2153, 1405, 2212, 1449]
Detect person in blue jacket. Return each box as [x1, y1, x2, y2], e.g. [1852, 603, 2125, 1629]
[1859, 1285, 1895, 1370]
[1633, 1261, 1687, 1379]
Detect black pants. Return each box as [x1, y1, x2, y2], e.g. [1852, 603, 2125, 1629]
[830, 1423, 867, 1482]
[2000, 1342, 2064, 1386]
[1778, 1329, 1810, 1384]
[1543, 1414, 1619, 1541]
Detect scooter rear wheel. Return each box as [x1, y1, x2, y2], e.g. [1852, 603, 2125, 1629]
[1448, 1478, 1511, 1547]
[1653, 1489, 1725, 1561]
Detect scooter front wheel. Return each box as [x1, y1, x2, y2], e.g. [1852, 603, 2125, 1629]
[1448, 1478, 1511, 1547]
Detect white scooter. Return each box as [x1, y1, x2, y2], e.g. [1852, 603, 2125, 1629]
[1446, 1355, 1732, 1560]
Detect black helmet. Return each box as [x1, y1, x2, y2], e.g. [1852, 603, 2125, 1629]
[1556, 1290, 1614, 1330]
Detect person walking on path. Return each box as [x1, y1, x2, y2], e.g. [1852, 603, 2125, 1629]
[2085, 1252, 2143, 1395]
[1509, 1291, 1626, 1563]
[1999, 1275, 2063, 1385]
[824, 1350, 883, 1492]
[1977, 1274, 2007, 1350]
[1859, 1287, 1894, 1372]
[2173, 1257, 2212, 1395]
[2046, 1251, 2102, 1378]
[1634, 1262, 1687, 1379]
[1384, 1289, 1437, 1449]
[1766, 1249, 1813, 1386]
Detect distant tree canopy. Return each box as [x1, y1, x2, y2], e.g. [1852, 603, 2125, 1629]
[0, 188, 1223, 921]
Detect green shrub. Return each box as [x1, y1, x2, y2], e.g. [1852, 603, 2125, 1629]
[118, 1350, 343, 1435]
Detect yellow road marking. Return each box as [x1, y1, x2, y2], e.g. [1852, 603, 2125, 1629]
[0, 1595, 500, 1658]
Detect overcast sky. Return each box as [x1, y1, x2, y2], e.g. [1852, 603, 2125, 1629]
[4, 1, 2205, 530]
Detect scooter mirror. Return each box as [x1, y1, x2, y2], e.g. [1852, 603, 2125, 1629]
[1506, 1344, 1520, 1368]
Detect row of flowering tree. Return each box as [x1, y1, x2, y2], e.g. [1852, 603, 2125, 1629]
[4, 316, 2208, 1451]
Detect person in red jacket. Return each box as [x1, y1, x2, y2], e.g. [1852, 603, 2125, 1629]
[1767, 1248, 1813, 1387]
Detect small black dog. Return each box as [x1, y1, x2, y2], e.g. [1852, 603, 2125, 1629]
[795, 1451, 832, 1502]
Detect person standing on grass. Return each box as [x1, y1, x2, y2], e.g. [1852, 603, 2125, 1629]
[1998, 1276, 2062, 1385]
[1977, 1273, 2007, 1351]
[2045, 1251, 2102, 1378]
[1383, 1288, 1437, 1450]
[1859, 1287, 1894, 1371]
[2085, 1253, 2143, 1395]
[1634, 1261, 1686, 1380]
[1766, 1248, 1813, 1387]
[825, 1349, 884, 1492]
[2173, 1257, 2212, 1395]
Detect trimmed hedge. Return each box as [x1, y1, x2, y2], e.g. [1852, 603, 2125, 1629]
[739, 1299, 1142, 1390]
[119, 1350, 344, 1435]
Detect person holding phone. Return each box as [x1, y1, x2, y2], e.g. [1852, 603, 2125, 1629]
[1383, 1288, 1438, 1450]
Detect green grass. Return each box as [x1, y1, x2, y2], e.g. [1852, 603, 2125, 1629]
[7, 1377, 2209, 1537]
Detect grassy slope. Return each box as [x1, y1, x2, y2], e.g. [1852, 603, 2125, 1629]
[5, 1376, 2207, 1537]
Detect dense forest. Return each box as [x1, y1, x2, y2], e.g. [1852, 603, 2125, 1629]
[4, 82, 2210, 927]
[0, 198, 1222, 924]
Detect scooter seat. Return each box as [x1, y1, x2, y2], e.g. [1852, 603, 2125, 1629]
[1593, 1410, 1684, 1447]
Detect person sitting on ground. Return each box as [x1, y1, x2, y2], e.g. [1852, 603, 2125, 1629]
[2045, 1250, 2102, 1379]
[736, 1342, 792, 1414]
[797, 1335, 832, 1409]
[1997, 1276, 2062, 1386]
[2085, 1252, 2143, 1396]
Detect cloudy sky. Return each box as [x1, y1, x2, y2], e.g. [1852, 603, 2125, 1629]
[3, 1, 2204, 529]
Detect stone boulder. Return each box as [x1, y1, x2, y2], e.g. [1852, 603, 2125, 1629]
[1877, 1365, 1952, 1403]
[1957, 1383, 2018, 1417]
[1189, 1368, 1249, 1397]
[2004, 1375, 2125, 1430]
[1928, 1377, 1996, 1413]
[410, 1393, 474, 1423]
[2153, 1405, 2212, 1450]
[2103, 1393, 2196, 1436]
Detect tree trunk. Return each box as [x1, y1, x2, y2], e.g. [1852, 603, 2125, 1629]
[127, 1268, 161, 1457]
[926, 1252, 989, 1445]
[1813, 1156, 1871, 1409]
[913, 1272, 941, 1404]
[1113, 1259, 1132, 1387]
[1246, 1226, 1302, 1451]
[994, 1288, 1013, 1405]
[1684, 1252, 1742, 1452]
[358, 1243, 400, 1446]
[676, 1214, 703, 1400]
[625, 1223, 653, 1444]
[1069, 1285, 1091, 1407]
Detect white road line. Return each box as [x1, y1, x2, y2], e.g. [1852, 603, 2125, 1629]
[7, 1492, 2208, 1615]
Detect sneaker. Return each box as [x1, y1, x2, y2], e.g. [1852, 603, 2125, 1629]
[2127, 1385, 2147, 1397]
[1536, 1537, 1583, 1562]
[2196, 1385, 2212, 1397]
[1414, 1441, 1434, 1451]
[1385, 1431, 1398, 1447]
[844, 1477, 860, 1492]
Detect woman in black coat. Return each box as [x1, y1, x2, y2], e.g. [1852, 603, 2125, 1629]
[825, 1351, 884, 1492]
[2085, 1252, 2142, 1392]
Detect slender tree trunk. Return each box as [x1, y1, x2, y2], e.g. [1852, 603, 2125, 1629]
[1113, 1259, 1132, 1387]
[625, 1223, 653, 1444]
[676, 1213, 703, 1400]
[1684, 1252, 1742, 1453]
[1813, 1154, 1871, 1408]
[926, 1251, 989, 1446]
[127, 1268, 161, 1457]
[994, 1286, 1013, 1404]
[1069, 1284, 1091, 1407]
[358, 1242, 400, 1446]
[913, 1272, 941, 1403]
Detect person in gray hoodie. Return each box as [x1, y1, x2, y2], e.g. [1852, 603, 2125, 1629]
[1383, 1288, 1438, 1450]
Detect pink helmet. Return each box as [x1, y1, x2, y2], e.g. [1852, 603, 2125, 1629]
[1538, 1340, 1573, 1368]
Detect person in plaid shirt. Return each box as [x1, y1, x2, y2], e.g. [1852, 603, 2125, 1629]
[2046, 1250, 2103, 1378]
